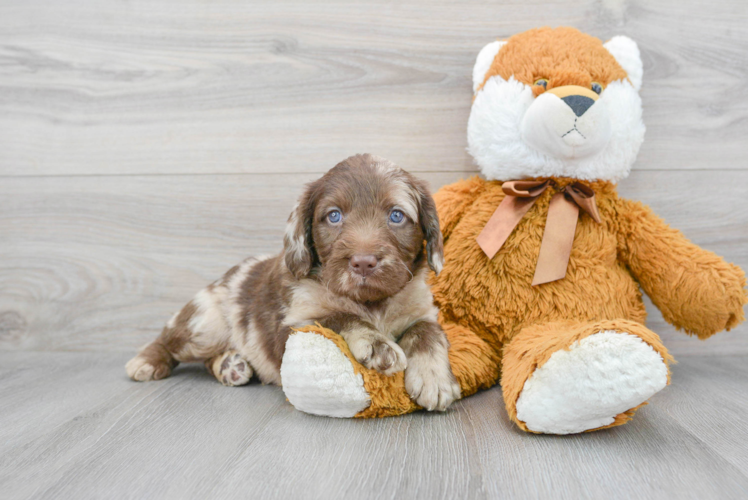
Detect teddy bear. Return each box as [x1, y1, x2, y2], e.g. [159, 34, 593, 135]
[279, 27, 747, 434]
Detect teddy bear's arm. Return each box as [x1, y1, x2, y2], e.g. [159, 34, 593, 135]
[433, 176, 486, 241]
[615, 198, 747, 339]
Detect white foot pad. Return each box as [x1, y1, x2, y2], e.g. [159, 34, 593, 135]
[515, 331, 668, 434]
[281, 331, 370, 418]
[214, 351, 252, 387]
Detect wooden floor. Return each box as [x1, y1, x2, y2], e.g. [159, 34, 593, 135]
[2, 1, 748, 499]
[1, 352, 747, 500]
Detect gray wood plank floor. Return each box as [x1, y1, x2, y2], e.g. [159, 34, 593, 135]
[1, 1, 747, 498]
[1, 352, 747, 500]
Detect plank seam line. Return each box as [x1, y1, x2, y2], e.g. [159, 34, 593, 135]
[0, 168, 744, 179]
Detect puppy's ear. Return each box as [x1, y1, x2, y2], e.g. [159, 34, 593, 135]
[412, 178, 444, 275]
[284, 180, 320, 279]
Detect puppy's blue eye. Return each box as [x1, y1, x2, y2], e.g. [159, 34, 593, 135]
[591, 82, 603, 94]
[327, 210, 341, 223]
[389, 210, 404, 224]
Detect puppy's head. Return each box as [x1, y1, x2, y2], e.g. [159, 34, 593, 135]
[283, 154, 443, 302]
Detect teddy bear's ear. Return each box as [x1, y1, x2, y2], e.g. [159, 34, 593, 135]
[604, 36, 643, 91]
[473, 40, 506, 92]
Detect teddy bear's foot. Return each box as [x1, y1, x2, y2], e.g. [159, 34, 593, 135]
[281, 322, 502, 418]
[284, 325, 462, 418]
[515, 331, 667, 434]
[503, 320, 674, 435]
[281, 328, 371, 417]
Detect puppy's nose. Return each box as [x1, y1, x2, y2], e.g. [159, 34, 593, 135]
[561, 95, 595, 117]
[350, 254, 378, 277]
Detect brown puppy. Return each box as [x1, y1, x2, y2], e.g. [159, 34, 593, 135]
[126, 154, 461, 411]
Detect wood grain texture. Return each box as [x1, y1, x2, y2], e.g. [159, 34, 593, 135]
[0, 0, 747, 176]
[0, 1, 746, 354]
[0, 170, 745, 354]
[0, 352, 747, 500]
[1, 2, 746, 498]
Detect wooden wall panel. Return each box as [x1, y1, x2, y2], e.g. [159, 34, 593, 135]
[0, 0, 746, 354]
[0, 171, 744, 354]
[0, 0, 746, 176]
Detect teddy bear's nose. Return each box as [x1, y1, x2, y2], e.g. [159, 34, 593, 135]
[546, 85, 599, 118]
[561, 95, 595, 117]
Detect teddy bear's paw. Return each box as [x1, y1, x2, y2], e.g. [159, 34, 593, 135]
[281, 330, 371, 418]
[515, 331, 668, 434]
[207, 351, 252, 387]
[404, 354, 462, 411]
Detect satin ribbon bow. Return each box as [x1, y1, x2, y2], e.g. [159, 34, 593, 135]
[476, 180, 602, 286]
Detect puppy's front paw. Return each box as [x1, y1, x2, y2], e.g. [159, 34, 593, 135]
[349, 337, 407, 376]
[405, 355, 461, 411]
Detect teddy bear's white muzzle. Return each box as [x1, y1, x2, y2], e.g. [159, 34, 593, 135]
[521, 91, 612, 161]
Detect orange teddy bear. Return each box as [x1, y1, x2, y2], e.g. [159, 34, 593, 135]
[280, 27, 746, 434]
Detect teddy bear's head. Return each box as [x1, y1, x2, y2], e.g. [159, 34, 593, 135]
[467, 27, 644, 183]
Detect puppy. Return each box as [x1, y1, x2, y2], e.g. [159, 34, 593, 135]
[126, 154, 461, 411]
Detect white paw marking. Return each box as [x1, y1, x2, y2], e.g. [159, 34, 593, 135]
[215, 351, 252, 387]
[349, 337, 407, 376]
[125, 355, 170, 382]
[405, 354, 461, 411]
[515, 331, 668, 434]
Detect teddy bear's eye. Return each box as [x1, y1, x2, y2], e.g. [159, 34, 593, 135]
[534, 78, 548, 89]
[591, 82, 603, 94]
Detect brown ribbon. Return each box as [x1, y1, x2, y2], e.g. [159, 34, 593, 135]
[476, 180, 602, 286]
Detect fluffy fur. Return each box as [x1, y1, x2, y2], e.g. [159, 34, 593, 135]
[514, 330, 669, 434]
[279, 28, 746, 432]
[472, 40, 505, 92]
[126, 154, 460, 412]
[283, 321, 498, 418]
[281, 330, 371, 418]
[468, 27, 645, 182]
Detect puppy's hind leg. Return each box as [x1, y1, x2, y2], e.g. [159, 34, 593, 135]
[126, 285, 232, 382]
[125, 338, 177, 382]
[206, 351, 253, 386]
